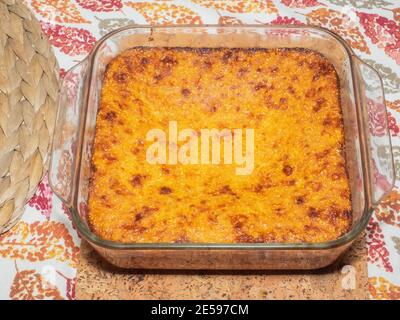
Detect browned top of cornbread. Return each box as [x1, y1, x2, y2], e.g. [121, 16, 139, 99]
[88, 47, 351, 243]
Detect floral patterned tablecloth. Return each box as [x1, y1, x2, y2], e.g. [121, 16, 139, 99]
[0, 0, 399, 300]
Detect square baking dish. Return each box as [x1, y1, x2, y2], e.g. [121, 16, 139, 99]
[49, 25, 395, 270]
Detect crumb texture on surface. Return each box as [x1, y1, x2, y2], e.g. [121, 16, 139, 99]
[88, 47, 351, 244]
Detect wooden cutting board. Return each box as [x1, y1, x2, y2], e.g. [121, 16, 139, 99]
[76, 235, 368, 300]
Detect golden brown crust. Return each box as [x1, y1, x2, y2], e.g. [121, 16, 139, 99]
[88, 47, 352, 244]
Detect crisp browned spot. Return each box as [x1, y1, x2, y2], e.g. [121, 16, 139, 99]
[174, 235, 190, 243]
[208, 104, 218, 113]
[313, 97, 326, 112]
[279, 97, 288, 109]
[143, 205, 158, 213]
[308, 207, 320, 218]
[254, 183, 264, 193]
[231, 214, 247, 229]
[203, 60, 212, 69]
[285, 179, 296, 186]
[222, 51, 233, 63]
[110, 178, 130, 196]
[99, 194, 112, 208]
[269, 66, 279, 73]
[275, 207, 285, 216]
[323, 117, 333, 126]
[254, 81, 273, 91]
[342, 210, 352, 220]
[154, 71, 167, 81]
[207, 214, 217, 224]
[124, 128, 133, 135]
[122, 224, 147, 233]
[231, 214, 256, 242]
[295, 196, 305, 205]
[254, 82, 266, 91]
[161, 166, 170, 174]
[134, 206, 158, 223]
[283, 164, 293, 176]
[304, 225, 321, 234]
[122, 56, 134, 72]
[219, 185, 237, 197]
[131, 147, 140, 155]
[140, 57, 149, 66]
[315, 149, 329, 159]
[91, 163, 97, 173]
[238, 68, 248, 77]
[113, 72, 128, 83]
[181, 88, 191, 97]
[305, 88, 316, 98]
[236, 233, 256, 243]
[161, 55, 177, 65]
[104, 111, 117, 123]
[160, 186, 172, 194]
[131, 174, 144, 187]
[135, 212, 144, 222]
[104, 154, 117, 162]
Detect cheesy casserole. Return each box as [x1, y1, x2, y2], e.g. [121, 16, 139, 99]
[88, 47, 352, 243]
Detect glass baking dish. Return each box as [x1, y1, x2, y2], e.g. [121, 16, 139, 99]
[49, 25, 395, 270]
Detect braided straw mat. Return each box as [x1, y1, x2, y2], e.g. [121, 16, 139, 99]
[0, 0, 59, 233]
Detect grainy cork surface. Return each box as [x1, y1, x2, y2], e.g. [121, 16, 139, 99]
[76, 236, 368, 300]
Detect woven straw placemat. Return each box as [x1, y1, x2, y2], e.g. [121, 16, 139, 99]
[0, 0, 59, 233]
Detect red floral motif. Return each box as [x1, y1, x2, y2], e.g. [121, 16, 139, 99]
[371, 159, 393, 195]
[59, 68, 66, 78]
[375, 191, 400, 228]
[366, 217, 393, 272]
[0, 221, 79, 267]
[218, 15, 243, 25]
[387, 99, 400, 112]
[28, 176, 53, 220]
[368, 98, 388, 137]
[281, 0, 322, 8]
[62, 68, 80, 103]
[388, 112, 400, 136]
[31, 0, 89, 24]
[369, 277, 400, 300]
[76, 0, 122, 12]
[271, 16, 304, 25]
[57, 271, 76, 300]
[62, 202, 73, 225]
[357, 12, 400, 64]
[65, 276, 76, 300]
[392, 8, 400, 22]
[10, 262, 63, 300]
[306, 8, 370, 53]
[41, 23, 96, 56]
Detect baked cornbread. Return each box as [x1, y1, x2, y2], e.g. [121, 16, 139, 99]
[88, 47, 351, 243]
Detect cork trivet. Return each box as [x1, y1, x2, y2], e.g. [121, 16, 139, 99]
[76, 236, 368, 300]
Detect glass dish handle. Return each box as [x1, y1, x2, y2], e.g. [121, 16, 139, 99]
[49, 59, 89, 206]
[354, 57, 395, 207]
